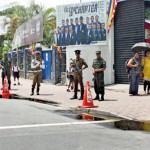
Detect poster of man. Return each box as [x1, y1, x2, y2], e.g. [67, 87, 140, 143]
[55, 0, 106, 46]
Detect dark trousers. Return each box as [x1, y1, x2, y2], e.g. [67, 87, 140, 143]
[94, 80, 104, 96]
[144, 80, 150, 91]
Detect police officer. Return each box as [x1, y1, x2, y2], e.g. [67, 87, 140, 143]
[30, 51, 45, 96]
[1, 53, 11, 90]
[92, 51, 106, 101]
[70, 50, 88, 100]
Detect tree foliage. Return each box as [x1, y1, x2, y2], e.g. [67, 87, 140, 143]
[0, 0, 56, 56]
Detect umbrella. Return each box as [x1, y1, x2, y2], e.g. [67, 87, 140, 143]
[131, 42, 150, 52]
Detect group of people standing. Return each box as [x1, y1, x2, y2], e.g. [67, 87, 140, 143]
[127, 50, 150, 95]
[0, 53, 20, 90]
[54, 15, 106, 46]
[67, 50, 106, 101]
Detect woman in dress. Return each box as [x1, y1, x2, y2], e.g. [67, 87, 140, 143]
[127, 52, 141, 95]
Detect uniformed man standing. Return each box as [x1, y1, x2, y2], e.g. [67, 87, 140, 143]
[1, 53, 11, 90]
[30, 51, 45, 96]
[70, 50, 88, 100]
[92, 51, 106, 101]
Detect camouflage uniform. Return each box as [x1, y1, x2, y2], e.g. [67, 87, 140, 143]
[30, 52, 44, 95]
[92, 51, 106, 100]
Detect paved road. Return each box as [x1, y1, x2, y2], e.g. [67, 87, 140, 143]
[0, 99, 150, 150]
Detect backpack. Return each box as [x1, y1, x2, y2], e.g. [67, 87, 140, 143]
[125, 59, 131, 74]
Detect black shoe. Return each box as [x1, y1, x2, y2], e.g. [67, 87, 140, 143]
[30, 93, 34, 96]
[13, 84, 16, 86]
[67, 89, 70, 92]
[93, 97, 99, 100]
[100, 95, 104, 101]
[70, 96, 78, 100]
[18, 82, 20, 85]
[37, 92, 40, 95]
[78, 97, 83, 100]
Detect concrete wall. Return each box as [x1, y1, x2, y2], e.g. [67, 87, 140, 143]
[66, 25, 114, 86]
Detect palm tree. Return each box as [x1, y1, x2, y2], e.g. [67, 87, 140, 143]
[0, 0, 56, 52]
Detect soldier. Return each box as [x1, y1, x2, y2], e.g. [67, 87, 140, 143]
[92, 51, 106, 101]
[30, 51, 45, 96]
[70, 50, 88, 100]
[1, 53, 11, 90]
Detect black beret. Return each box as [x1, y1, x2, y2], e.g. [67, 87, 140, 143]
[75, 50, 81, 54]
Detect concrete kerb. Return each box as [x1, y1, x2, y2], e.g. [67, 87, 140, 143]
[69, 107, 150, 132]
[9, 93, 150, 132]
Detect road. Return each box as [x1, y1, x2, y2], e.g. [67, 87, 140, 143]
[0, 99, 150, 150]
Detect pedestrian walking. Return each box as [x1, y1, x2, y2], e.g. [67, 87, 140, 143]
[92, 51, 106, 101]
[67, 62, 75, 92]
[30, 51, 45, 96]
[12, 63, 20, 85]
[142, 50, 150, 94]
[127, 52, 141, 96]
[1, 53, 11, 90]
[70, 50, 88, 100]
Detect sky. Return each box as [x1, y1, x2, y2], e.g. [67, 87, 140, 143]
[24, 0, 98, 8]
[0, 0, 99, 9]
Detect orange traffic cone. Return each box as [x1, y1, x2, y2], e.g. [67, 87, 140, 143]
[79, 81, 98, 108]
[2, 76, 10, 99]
[81, 114, 94, 121]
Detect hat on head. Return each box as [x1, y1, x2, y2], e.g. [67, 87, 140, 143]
[96, 51, 101, 54]
[74, 50, 81, 54]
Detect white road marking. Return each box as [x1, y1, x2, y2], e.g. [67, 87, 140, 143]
[0, 120, 116, 130]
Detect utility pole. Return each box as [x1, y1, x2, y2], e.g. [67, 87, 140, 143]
[80, 0, 82, 3]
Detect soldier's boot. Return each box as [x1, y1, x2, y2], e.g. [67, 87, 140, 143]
[100, 94, 104, 101]
[30, 86, 35, 96]
[70, 95, 78, 100]
[78, 93, 84, 100]
[37, 87, 40, 95]
[93, 94, 99, 100]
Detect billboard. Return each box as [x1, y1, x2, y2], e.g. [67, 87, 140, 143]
[55, 0, 106, 46]
[0, 16, 10, 35]
[12, 13, 43, 50]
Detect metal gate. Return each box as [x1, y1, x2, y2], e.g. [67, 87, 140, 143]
[114, 0, 145, 83]
[42, 51, 52, 80]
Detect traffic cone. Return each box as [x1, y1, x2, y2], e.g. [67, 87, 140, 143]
[81, 114, 94, 121]
[2, 76, 10, 99]
[79, 81, 98, 108]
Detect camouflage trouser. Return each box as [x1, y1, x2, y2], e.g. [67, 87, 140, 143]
[32, 71, 42, 88]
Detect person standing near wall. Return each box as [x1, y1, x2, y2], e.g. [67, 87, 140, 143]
[1, 53, 11, 90]
[92, 51, 106, 101]
[70, 50, 88, 100]
[30, 51, 45, 96]
[127, 52, 141, 96]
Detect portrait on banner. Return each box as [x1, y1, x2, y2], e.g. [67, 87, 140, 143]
[55, 0, 107, 47]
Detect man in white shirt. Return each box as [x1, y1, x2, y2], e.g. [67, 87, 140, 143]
[12, 63, 20, 85]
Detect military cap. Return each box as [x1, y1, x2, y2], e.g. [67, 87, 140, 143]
[74, 50, 81, 54]
[96, 51, 101, 54]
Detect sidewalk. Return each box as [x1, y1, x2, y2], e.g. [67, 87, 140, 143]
[6, 77, 150, 121]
